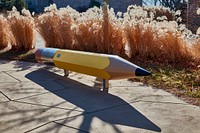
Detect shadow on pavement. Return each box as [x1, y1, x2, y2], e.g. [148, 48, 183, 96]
[13, 61, 43, 71]
[26, 69, 161, 133]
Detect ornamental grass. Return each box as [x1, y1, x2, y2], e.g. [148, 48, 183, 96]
[192, 39, 200, 58]
[35, 4, 75, 49]
[0, 4, 198, 64]
[0, 15, 9, 50]
[8, 8, 35, 51]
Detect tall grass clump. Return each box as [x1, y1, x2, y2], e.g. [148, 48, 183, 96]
[0, 15, 9, 50]
[125, 24, 159, 59]
[102, 3, 126, 57]
[126, 25, 189, 61]
[192, 39, 200, 58]
[70, 4, 126, 57]
[124, 6, 160, 59]
[74, 19, 104, 52]
[157, 31, 189, 61]
[8, 7, 35, 51]
[37, 4, 198, 63]
[36, 4, 126, 57]
[193, 8, 200, 62]
[124, 5, 191, 62]
[35, 4, 76, 49]
[106, 20, 126, 57]
[73, 7, 104, 52]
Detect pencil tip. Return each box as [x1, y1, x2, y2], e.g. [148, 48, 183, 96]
[135, 68, 151, 76]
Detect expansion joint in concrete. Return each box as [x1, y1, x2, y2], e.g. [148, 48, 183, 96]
[13, 100, 83, 112]
[24, 122, 52, 133]
[53, 121, 89, 133]
[3, 71, 21, 82]
[0, 91, 11, 101]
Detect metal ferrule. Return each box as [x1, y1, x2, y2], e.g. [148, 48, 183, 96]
[35, 48, 58, 65]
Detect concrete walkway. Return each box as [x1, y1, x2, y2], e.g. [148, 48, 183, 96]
[0, 60, 199, 133]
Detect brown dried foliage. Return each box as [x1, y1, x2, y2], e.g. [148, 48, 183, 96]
[8, 16, 35, 51]
[74, 20, 103, 52]
[101, 3, 126, 57]
[35, 11, 73, 49]
[0, 15, 9, 49]
[107, 22, 126, 58]
[126, 25, 159, 59]
[37, 4, 126, 58]
[192, 39, 200, 58]
[126, 24, 190, 62]
[74, 19, 126, 57]
[157, 32, 190, 61]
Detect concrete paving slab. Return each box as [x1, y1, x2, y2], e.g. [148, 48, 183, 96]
[0, 92, 9, 103]
[0, 60, 45, 72]
[28, 122, 85, 133]
[55, 101, 200, 133]
[109, 86, 186, 104]
[55, 101, 161, 133]
[67, 74, 184, 104]
[6, 69, 62, 82]
[0, 61, 200, 133]
[15, 68, 187, 114]
[0, 81, 66, 100]
[0, 101, 83, 132]
[15, 87, 128, 113]
[0, 71, 19, 83]
[0, 60, 21, 72]
[57, 73, 186, 104]
[15, 89, 85, 112]
[131, 101, 200, 133]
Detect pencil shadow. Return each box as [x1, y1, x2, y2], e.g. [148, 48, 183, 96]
[25, 69, 161, 132]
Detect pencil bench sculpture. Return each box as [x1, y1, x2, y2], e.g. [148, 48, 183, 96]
[35, 48, 151, 92]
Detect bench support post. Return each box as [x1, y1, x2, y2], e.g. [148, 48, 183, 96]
[64, 70, 69, 77]
[102, 79, 109, 92]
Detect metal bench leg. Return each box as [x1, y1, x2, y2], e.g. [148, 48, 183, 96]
[64, 70, 69, 77]
[102, 79, 109, 92]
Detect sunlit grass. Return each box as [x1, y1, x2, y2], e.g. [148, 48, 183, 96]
[8, 8, 35, 51]
[73, 20, 103, 52]
[34, 4, 200, 64]
[35, 5, 74, 49]
[192, 39, 200, 58]
[0, 15, 9, 50]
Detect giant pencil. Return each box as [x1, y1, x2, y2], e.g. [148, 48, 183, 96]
[35, 48, 151, 91]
